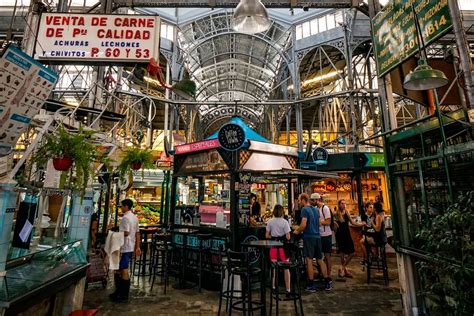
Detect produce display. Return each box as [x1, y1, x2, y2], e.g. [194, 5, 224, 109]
[135, 203, 160, 225]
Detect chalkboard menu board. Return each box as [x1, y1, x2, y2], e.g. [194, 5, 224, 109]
[218, 123, 245, 151]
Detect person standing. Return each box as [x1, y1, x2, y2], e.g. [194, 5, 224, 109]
[294, 193, 331, 292]
[110, 199, 141, 302]
[266, 205, 291, 295]
[334, 199, 365, 278]
[250, 193, 261, 218]
[360, 201, 375, 262]
[311, 193, 333, 285]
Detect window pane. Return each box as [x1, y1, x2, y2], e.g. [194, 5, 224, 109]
[326, 13, 336, 30]
[167, 25, 174, 41]
[302, 22, 310, 38]
[310, 19, 318, 35]
[161, 24, 167, 38]
[335, 11, 344, 25]
[296, 25, 303, 40]
[318, 16, 327, 32]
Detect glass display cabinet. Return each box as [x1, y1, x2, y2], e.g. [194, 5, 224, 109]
[1, 241, 88, 315]
[385, 109, 473, 313]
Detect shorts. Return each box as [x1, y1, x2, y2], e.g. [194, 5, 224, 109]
[270, 247, 288, 262]
[119, 252, 133, 270]
[303, 237, 323, 260]
[321, 235, 333, 254]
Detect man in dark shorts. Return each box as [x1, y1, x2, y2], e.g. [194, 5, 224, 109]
[294, 193, 331, 292]
[110, 199, 141, 302]
[311, 193, 333, 287]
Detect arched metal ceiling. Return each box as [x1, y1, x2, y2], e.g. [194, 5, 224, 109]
[177, 12, 293, 128]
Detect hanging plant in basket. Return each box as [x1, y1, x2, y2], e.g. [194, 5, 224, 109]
[117, 147, 154, 179]
[33, 124, 98, 196]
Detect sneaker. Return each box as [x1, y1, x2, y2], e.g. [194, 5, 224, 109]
[305, 284, 317, 293]
[285, 290, 292, 298]
[325, 280, 333, 291]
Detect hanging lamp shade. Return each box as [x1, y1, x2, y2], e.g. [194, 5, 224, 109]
[403, 59, 449, 91]
[232, 0, 271, 34]
[172, 79, 197, 100]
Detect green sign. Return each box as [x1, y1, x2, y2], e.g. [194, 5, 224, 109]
[365, 153, 385, 168]
[372, 0, 452, 77]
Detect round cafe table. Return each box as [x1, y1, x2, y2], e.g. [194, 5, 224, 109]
[242, 240, 284, 316]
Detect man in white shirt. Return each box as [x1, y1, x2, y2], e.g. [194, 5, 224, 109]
[311, 193, 333, 288]
[110, 199, 141, 302]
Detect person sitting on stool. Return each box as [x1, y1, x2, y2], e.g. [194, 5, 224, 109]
[266, 204, 291, 296]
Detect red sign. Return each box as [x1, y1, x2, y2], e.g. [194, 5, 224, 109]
[174, 139, 220, 155]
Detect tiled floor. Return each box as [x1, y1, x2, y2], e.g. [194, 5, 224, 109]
[84, 257, 403, 315]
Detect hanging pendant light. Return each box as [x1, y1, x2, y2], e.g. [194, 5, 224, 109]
[232, 0, 271, 34]
[403, 59, 449, 91]
[403, 4, 448, 91]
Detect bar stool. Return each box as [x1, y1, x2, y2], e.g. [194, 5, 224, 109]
[269, 243, 304, 316]
[225, 250, 263, 315]
[150, 232, 174, 293]
[133, 229, 156, 278]
[196, 233, 213, 292]
[365, 241, 389, 285]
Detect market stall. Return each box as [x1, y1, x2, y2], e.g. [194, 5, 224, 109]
[169, 117, 338, 250]
[300, 150, 392, 256]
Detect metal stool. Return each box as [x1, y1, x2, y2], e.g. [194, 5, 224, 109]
[196, 233, 213, 292]
[225, 250, 263, 316]
[150, 233, 174, 293]
[133, 229, 155, 278]
[269, 243, 304, 316]
[366, 241, 389, 285]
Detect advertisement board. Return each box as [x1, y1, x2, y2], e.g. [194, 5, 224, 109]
[373, 0, 452, 76]
[35, 13, 160, 63]
[0, 45, 58, 158]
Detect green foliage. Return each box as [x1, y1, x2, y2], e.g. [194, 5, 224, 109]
[415, 191, 474, 315]
[117, 147, 154, 179]
[34, 125, 98, 196]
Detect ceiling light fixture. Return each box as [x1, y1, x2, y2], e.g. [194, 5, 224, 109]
[232, 0, 271, 34]
[403, 4, 448, 91]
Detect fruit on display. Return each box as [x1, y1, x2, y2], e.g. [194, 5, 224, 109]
[135, 204, 160, 225]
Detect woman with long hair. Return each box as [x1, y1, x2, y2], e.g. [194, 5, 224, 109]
[266, 204, 291, 294]
[335, 199, 365, 277]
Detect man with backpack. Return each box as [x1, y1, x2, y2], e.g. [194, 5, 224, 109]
[311, 193, 334, 287]
[294, 193, 331, 292]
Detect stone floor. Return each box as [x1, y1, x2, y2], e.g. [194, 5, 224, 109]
[84, 257, 403, 315]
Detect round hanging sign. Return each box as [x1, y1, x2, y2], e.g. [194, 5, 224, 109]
[218, 123, 245, 151]
[312, 147, 329, 165]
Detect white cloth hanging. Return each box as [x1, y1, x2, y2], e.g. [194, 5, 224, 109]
[104, 231, 124, 270]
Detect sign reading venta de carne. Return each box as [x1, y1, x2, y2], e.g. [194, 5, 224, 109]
[372, 0, 452, 77]
[35, 13, 160, 63]
[218, 123, 245, 151]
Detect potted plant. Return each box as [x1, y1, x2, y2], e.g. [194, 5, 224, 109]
[34, 125, 97, 195]
[117, 147, 154, 179]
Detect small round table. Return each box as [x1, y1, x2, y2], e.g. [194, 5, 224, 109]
[171, 228, 199, 289]
[242, 240, 284, 316]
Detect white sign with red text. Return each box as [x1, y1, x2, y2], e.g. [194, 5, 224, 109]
[35, 13, 160, 63]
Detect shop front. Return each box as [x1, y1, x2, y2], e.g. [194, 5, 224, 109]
[168, 117, 336, 287]
[300, 150, 393, 256]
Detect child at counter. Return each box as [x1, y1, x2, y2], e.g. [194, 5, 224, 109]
[266, 204, 291, 295]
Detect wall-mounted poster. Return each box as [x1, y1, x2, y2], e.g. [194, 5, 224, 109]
[0, 44, 58, 158]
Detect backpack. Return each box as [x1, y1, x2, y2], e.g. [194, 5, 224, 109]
[321, 204, 338, 233]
